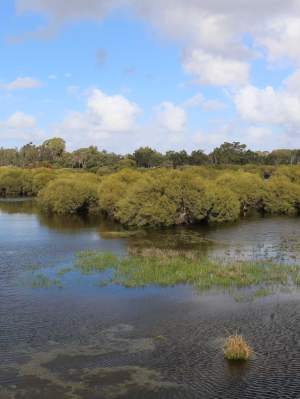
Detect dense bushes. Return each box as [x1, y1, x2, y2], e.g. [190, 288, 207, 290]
[0, 168, 33, 196]
[2, 165, 300, 227]
[37, 175, 101, 215]
[38, 178, 100, 215]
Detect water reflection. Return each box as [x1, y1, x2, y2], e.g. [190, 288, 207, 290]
[2, 199, 300, 263]
[1, 199, 300, 398]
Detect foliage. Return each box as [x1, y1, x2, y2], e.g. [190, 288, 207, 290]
[3, 161, 300, 226]
[0, 167, 33, 196]
[98, 169, 142, 216]
[216, 171, 264, 214]
[116, 170, 210, 227]
[73, 249, 300, 291]
[204, 185, 240, 223]
[3, 137, 300, 169]
[262, 176, 300, 215]
[37, 176, 100, 214]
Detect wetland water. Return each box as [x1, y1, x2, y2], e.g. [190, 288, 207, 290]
[1, 199, 300, 398]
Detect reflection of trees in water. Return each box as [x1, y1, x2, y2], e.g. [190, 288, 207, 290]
[0, 199, 36, 214]
[38, 213, 103, 232]
[126, 227, 216, 256]
[0, 199, 103, 233]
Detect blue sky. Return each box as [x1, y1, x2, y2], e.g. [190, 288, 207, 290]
[1, 0, 300, 153]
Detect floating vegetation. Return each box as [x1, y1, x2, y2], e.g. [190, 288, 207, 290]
[75, 251, 119, 274]
[56, 267, 73, 277]
[26, 263, 45, 272]
[253, 288, 273, 298]
[73, 249, 300, 292]
[100, 230, 146, 239]
[28, 248, 300, 295]
[31, 274, 63, 289]
[223, 334, 252, 361]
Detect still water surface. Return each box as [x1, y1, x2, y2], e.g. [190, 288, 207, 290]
[1, 199, 300, 398]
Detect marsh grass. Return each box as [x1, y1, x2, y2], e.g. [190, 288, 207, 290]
[31, 274, 63, 289]
[74, 249, 300, 291]
[56, 267, 73, 277]
[100, 230, 146, 239]
[223, 334, 252, 361]
[75, 251, 119, 274]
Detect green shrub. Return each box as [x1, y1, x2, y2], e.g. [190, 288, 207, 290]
[204, 185, 240, 223]
[98, 169, 142, 216]
[0, 167, 33, 197]
[216, 171, 264, 214]
[37, 177, 100, 214]
[116, 170, 214, 227]
[262, 176, 300, 215]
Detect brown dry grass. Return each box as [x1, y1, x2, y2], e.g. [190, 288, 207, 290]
[223, 334, 252, 360]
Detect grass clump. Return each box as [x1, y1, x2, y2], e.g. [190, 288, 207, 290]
[75, 250, 119, 274]
[74, 249, 300, 292]
[223, 334, 252, 361]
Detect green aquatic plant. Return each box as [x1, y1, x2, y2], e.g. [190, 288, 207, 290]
[75, 250, 119, 274]
[253, 288, 273, 298]
[73, 249, 300, 292]
[100, 230, 145, 239]
[31, 274, 63, 289]
[56, 267, 73, 277]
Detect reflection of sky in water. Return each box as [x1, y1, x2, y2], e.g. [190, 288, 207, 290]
[2, 201, 300, 398]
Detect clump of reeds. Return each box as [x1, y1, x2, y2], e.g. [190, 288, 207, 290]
[223, 334, 252, 361]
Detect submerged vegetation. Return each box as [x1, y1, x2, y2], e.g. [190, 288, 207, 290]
[74, 249, 300, 290]
[30, 249, 300, 295]
[223, 335, 252, 361]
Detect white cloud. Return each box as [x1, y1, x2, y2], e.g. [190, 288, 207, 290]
[17, 0, 300, 86]
[0, 112, 43, 142]
[87, 89, 141, 132]
[284, 69, 300, 93]
[155, 102, 186, 133]
[16, 0, 124, 21]
[6, 112, 37, 129]
[246, 126, 273, 141]
[234, 84, 300, 126]
[0, 77, 42, 90]
[258, 16, 300, 64]
[54, 88, 141, 149]
[183, 49, 250, 87]
[183, 93, 226, 111]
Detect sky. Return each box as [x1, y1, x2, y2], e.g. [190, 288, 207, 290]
[1, 1, 300, 153]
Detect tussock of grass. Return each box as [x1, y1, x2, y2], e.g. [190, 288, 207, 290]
[75, 251, 119, 274]
[223, 334, 252, 360]
[74, 249, 300, 291]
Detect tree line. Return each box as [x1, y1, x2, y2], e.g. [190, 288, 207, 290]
[2, 138, 300, 171]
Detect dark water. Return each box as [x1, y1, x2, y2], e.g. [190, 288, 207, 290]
[1, 199, 300, 398]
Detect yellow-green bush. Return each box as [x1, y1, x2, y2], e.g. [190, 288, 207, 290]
[262, 176, 300, 215]
[216, 171, 264, 214]
[115, 170, 232, 227]
[204, 185, 240, 223]
[0, 167, 33, 197]
[98, 169, 142, 216]
[37, 177, 100, 215]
